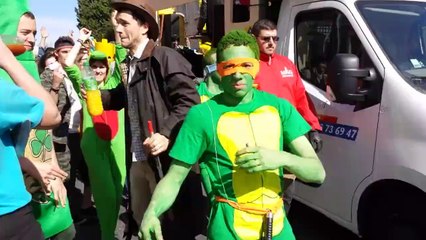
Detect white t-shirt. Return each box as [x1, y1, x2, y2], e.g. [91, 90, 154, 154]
[60, 68, 82, 133]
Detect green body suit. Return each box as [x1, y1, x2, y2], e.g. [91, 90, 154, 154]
[0, 1, 73, 238]
[64, 47, 127, 240]
[170, 90, 311, 239]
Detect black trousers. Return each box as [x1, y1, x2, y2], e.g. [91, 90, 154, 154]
[0, 203, 44, 240]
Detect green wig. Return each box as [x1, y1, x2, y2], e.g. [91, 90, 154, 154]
[217, 30, 259, 62]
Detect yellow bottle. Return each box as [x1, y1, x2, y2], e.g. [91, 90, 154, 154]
[82, 60, 104, 117]
[86, 89, 104, 116]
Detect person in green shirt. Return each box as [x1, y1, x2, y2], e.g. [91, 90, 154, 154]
[197, 48, 222, 102]
[140, 30, 326, 240]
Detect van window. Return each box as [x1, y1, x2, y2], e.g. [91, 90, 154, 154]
[357, 1, 426, 93]
[295, 9, 382, 108]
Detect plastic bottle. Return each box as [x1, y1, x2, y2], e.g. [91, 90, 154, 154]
[82, 62, 104, 116]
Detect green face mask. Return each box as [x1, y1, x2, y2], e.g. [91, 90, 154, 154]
[219, 45, 256, 99]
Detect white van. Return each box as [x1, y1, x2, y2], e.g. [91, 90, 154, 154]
[276, 0, 426, 239]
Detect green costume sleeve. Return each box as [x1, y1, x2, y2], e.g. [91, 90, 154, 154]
[169, 106, 208, 165]
[115, 44, 127, 63]
[279, 99, 311, 144]
[64, 64, 83, 97]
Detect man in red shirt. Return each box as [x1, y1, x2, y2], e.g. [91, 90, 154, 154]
[252, 19, 323, 212]
[252, 19, 322, 150]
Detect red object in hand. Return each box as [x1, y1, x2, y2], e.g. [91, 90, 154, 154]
[147, 120, 154, 135]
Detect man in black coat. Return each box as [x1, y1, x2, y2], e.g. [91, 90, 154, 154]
[101, 0, 202, 238]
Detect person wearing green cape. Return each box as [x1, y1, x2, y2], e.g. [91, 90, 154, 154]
[140, 30, 326, 240]
[63, 24, 127, 240]
[0, 1, 75, 239]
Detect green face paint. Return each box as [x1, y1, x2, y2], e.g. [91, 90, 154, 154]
[220, 46, 256, 100]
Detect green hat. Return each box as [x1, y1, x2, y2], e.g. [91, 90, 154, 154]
[89, 50, 108, 67]
[89, 50, 107, 61]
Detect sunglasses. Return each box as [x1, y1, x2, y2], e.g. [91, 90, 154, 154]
[259, 36, 280, 42]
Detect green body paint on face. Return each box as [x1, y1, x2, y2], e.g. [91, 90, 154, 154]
[220, 46, 256, 104]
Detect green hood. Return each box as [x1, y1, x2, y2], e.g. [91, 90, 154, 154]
[89, 50, 113, 86]
[0, 0, 40, 83]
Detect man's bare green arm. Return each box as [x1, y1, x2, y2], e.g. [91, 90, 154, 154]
[146, 160, 192, 216]
[285, 136, 326, 183]
[140, 160, 192, 240]
[235, 136, 326, 184]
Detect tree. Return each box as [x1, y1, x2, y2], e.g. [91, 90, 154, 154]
[75, 0, 114, 41]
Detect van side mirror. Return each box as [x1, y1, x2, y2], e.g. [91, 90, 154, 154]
[327, 54, 376, 104]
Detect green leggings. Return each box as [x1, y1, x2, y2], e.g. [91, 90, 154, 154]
[82, 137, 126, 240]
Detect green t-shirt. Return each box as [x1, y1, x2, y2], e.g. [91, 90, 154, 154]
[170, 90, 310, 240]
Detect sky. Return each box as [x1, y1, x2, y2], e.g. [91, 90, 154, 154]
[29, 0, 79, 47]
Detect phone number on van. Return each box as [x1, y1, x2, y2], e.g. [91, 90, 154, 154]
[319, 122, 359, 141]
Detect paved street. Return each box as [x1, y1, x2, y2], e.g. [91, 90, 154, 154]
[289, 201, 360, 240]
[74, 199, 360, 240]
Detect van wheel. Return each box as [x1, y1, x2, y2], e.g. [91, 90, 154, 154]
[363, 191, 426, 240]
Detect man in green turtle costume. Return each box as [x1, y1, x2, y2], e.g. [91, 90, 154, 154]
[0, 1, 75, 239]
[63, 25, 127, 239]
[140, 30, 326, 240]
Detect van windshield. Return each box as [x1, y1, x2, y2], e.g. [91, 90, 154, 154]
[358, 1, 426, 91]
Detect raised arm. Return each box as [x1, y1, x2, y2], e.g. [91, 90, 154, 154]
[39, 26, 48, 50]
[111, 10, 121, 45]
[140, 160, 192, 240]
[0, 38, 60, 128]
[64, 27, 91, 67]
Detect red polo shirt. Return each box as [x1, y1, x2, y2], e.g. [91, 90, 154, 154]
[255, 53, 321, 131]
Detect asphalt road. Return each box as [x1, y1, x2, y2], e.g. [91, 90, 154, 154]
[73, 177, 360, 240]
[289, 200, 361, 240]
[75, 200, 360, 240]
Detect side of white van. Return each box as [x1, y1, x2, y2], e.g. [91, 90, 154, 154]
[276, 0, 426, 239]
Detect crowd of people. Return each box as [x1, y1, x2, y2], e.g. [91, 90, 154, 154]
[0, 0, 326, 240]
